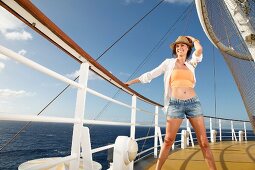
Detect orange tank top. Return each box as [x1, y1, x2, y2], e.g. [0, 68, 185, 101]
[170, 69, 194, 88]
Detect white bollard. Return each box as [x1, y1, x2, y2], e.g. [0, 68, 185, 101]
[239, 131, 244, 141]
[210, 130, 217, 143]
[112, 136, 138, 170]
[181, 130, 189, 149]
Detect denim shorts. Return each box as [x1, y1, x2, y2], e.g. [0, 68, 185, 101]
[166, 96, 203, 119]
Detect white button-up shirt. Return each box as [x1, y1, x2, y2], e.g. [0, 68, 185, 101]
[138, 52, 203, 113]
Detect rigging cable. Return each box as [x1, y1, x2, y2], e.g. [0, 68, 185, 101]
[95, 0, 165, 61]
[91, 4, 196, 158]
[0, 0, 194, 151]
[92, 1, 195, 120]
[0, 0, 165, 152]
[0, 77, 79, 152]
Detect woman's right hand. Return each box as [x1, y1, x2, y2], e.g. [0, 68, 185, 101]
[125, 81, 132, 86]
[124, 78, 140, 86]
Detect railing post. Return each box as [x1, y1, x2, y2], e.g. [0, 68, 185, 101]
[129, 95, 137, 170]
[210, 118, 212, 142]
[154, 106, 159, 158]
[186, 119, 194, 147]
[231, 121, 234, 141]
[186, 119, 189, 146]
[231, 121, 237, 141]
[219, 119, 222, 141]
[70, 62, 89, 170]
[130, 95, 137, 139]
[244, 122, 247, 141]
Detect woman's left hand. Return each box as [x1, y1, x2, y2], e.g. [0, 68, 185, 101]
[185, 36, 196, 42]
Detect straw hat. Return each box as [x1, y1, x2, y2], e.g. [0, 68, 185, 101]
[170, 36, 193, 49]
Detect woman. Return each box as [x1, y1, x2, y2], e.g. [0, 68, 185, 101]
[125, 36, 217, 170]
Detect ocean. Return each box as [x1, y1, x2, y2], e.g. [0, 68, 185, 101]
[0, 121, 254, 170]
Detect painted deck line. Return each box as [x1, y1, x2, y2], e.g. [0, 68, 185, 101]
[135, 141, 255, 170]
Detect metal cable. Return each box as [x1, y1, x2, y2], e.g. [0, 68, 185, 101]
[0, 76, 79, 152]
[92, 1, 195, 121]
[95, 0, 165, 61]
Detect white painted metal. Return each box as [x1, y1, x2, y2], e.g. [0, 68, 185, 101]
[231, 121, 237, 141]
[211, 130, 217, 143]
[1, 0, 86, 63]
[130, 95, 137, 139]
[137, 146, 156, 156]
[186, 119, 190, 146]
[18, 155, 76, 170]
[238, 130, 244, 141]
[244, 122, 247, 141]
[0, 45, 84, 89]
[136, 108, 155, 115]
[181, 130, 189, 149]
[112, 136, 138, 170]
[0, 114, 78, 123]
[84, 120, 131, 126]
[154, 106, 159, 158]
[137, 135, 155, 142]
[81, 127, 102, 170]
[157, 126, 163, 147]
[70, 62, 89, 170]
[186, 119, 194, 147]
[87, 88, 132, 109]
[92, 144, 115, 154]
[219, 119, 222, 141]
[223, 0, 255, 61]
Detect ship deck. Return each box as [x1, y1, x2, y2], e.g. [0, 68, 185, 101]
[135, 141, 255, 170]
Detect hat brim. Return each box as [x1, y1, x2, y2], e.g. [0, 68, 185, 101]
[170, 41, 193, 49]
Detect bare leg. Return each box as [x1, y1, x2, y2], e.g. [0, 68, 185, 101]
[189, 116, 217, 170]
[155, 118, 183, 170]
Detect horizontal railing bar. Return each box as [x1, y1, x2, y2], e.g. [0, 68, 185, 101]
[136, 135, 154, 142]
[84, 120, 131, 126]
[22, 155, 77, 170]
[86, 88, 132, 109]
[203, 115, 249, 122]
[136, 108, 154, 115]
[137, 146, 155, 156]
[92, 144, 114, 154]
[0, 45, 83, 90]
[0, 114, 78, 124]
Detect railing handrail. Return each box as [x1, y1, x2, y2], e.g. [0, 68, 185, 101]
[0, 1, 253, 169]
[0, 0, 163, 108]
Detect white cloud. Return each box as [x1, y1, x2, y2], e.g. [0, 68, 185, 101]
[65, 70, 79, 79]
[5, 31, 32, 40]
[66, 70, 102, 81]
[0, 7, 32, 40]
[18, 49, 27, 56]
[0, 89, 34, 97]
[0, 62, 5, 71]
[0, 53, 8, 60]
[165, 0, 193, 3]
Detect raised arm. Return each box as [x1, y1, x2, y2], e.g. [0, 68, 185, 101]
[186, 36, 203, 57]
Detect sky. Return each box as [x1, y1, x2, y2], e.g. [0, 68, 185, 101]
[0, 0, 252, 129]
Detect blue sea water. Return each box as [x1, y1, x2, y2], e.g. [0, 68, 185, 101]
[0, 121, 254, 170]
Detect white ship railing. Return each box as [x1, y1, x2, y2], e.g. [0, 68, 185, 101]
[0, 45, 254, 170]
